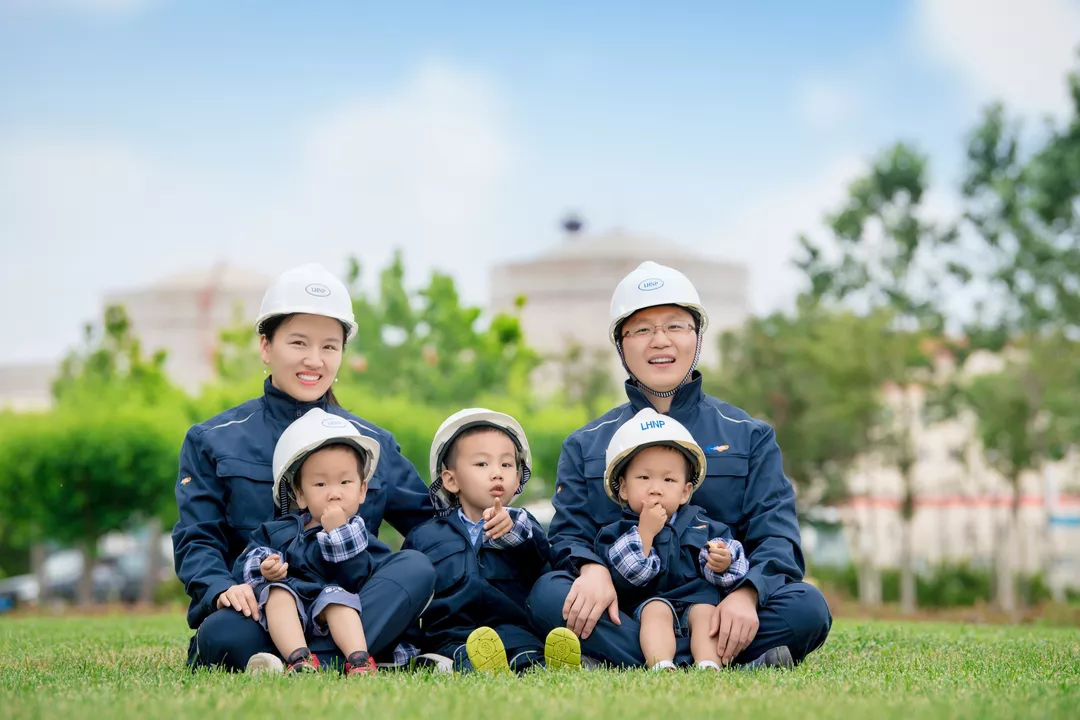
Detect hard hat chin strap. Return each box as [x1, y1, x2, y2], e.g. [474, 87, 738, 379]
[616, 331, 703, 400]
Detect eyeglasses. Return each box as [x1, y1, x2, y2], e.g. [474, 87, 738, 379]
[621, 321, 697, 340]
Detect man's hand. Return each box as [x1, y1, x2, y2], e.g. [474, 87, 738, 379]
[321, 505, 347, 531]
[705, 541, 732, 574]
[562, 562, 620, 639]
[709, 585, 759, 665]
[637, 501, 668, 544]
[216, 583, 260, 621]
[482, 497, 513, 540]
[259, 553, 288, 582]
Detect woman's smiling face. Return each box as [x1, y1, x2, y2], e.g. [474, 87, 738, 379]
[618, 305, 699, 392]
[259, 313, 345, 402]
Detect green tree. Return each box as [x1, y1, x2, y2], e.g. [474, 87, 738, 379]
[955, 64, 1080, 611]
[343, 252, 540, 406]
[796, 143, 953, 611]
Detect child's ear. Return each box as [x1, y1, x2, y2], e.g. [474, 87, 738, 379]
[440, 468, 460, 495]
[679, 480, 693, 504]
[356, 480, 369, 505]
[293, 487, 308, 510]
[617, 480, 628, 503]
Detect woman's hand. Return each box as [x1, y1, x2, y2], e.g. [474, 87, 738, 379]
[216, 583, 260, 621]
[709, 585, 759, 665]
[562, 563, 620, 639]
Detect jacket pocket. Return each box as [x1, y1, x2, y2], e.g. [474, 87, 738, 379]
[218, 458, 274, 531]
[695, 454, 749, 527]
[425, 542, 470, 594]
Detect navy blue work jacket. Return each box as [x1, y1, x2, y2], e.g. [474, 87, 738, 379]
[172, 378, 434, 628]
[231, 514, 392, 605]
[548, 372, 804, 607]
[595, 504, 732, 610]
[402, 509, 550, 653]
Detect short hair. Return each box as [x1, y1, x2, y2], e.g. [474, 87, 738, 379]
[293, 442, 368, 493]
[442, 426, 519, 471]
[617, 444, 694, 484]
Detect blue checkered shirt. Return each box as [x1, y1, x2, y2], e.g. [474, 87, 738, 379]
[240, 513, 369, 587]
[698, 538, 749, 588]
[457, 507, 533, 548]
[607, 521, 748, 588]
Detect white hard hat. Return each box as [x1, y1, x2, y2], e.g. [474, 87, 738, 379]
[428, 408, 533, 512]
[255, 263, 358, 341]
[272, 408, 381, 514]
[608, 261, 709, 345]
[603, 408, 706, 506]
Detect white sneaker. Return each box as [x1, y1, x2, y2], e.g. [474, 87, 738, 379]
[245, 652, 284, 674]
[411, 652, 454, 673]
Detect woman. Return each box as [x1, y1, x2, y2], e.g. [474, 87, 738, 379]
[528, 261, 832, 668]
[172, 263, 435, 671]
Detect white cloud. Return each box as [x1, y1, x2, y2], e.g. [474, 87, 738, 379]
[280, 60, 514, 300]
[0, 61, 515, 364]
[717, 155, 867, 315]
[914, 0, 1080, 117]
[796, 78, 861, 131]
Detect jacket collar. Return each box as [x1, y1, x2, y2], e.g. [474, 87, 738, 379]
[624, 370, 705, 423]
[263, 376, 332, 427]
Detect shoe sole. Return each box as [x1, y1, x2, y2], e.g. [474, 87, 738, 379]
[245, 652, 284, 675]
[465, 627, 510, 673]
[544, 627, 581, 670]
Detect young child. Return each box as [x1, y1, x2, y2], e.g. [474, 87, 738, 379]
[595, 408, 748, 671]
[232, 407, 389, 675]
[403, 408, 580, 673]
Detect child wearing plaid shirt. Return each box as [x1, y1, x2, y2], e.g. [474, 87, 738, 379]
[595, 408, 748, 671]
[403, 409, 580, 673]
[232, 408, 389, 675]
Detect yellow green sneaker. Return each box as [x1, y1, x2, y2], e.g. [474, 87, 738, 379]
[465, 626, 510, 673]
[543, 627, 581, 670]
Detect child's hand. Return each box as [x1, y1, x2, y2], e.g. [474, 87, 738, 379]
[638, 501, 668, 541]
[705, 541, 732, 573]
[259, 553, 288, 582]
[321, 505, 347, 531]
[483, 497, 513, 540]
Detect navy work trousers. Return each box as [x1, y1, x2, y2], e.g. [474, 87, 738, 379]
[188, 549, 435, 671]
[527, 570, 831, 667]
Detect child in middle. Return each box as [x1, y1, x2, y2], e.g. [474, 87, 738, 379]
[595, 408, 749, 671]
[403, 408, 581, 673]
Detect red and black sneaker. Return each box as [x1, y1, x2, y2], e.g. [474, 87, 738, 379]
[285, 648, 321, 673]
[344, 651, 376, 676]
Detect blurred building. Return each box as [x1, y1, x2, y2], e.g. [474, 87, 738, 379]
[838, 352, 1080, 594]
[104, 264, 268, 392]
[489, 225, 748, 384]
[0, 362, 55, 411]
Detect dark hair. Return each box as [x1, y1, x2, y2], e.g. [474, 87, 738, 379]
[292, 442, 368, 493]
[259, 312, 351, 407]
[442, 426, 519, 471]
[616, 444, 694, 484]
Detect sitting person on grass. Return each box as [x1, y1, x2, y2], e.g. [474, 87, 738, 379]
[403, 408, 581, 673]
[596, 408, 757, 671]
[233, 408, 389, 675]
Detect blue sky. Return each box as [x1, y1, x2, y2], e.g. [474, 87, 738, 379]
[2, 0, 1079, 364]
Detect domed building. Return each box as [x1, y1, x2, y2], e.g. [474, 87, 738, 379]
[489, 226, 748, 381]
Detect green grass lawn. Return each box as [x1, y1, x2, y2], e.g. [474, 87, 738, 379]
[1, 612, 1077, 719]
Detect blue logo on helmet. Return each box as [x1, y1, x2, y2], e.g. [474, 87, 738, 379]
[321, 418, 348, 428]
[638, 278, 664, 291]
[306, 283, 331, 297]
[640, 419, 666, 431]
